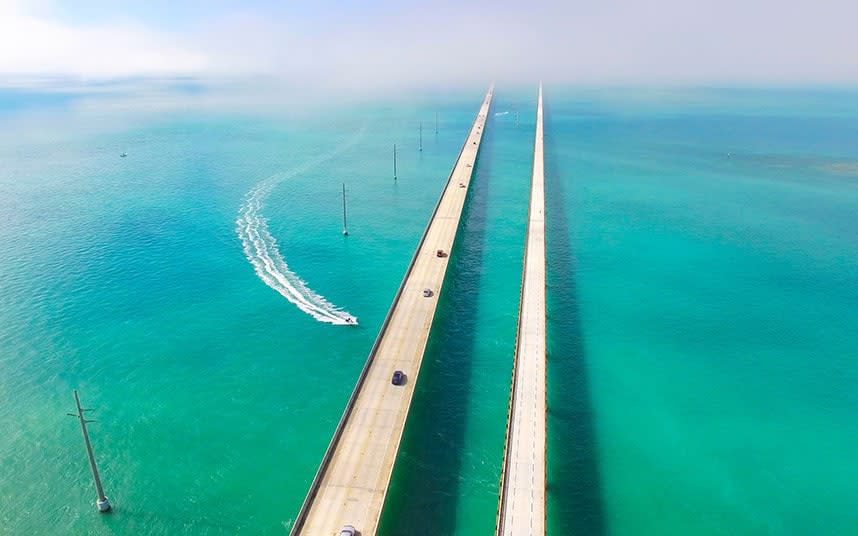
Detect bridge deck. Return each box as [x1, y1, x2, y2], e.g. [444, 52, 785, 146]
[496, 84, 546, 536]
[291, 86, 494, 536]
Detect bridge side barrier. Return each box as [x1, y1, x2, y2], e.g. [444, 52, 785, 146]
[290, 88, 493, 535]
[495, 85, 546, 535]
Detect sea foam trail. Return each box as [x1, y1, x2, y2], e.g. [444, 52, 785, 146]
[236, 128, 365, 325]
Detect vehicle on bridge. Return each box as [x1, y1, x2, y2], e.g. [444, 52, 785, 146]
[339, 525, 358, 536]
[436, 249, 448, 258]
[391, 370, 406, 386]
[422, 288, 433, 297]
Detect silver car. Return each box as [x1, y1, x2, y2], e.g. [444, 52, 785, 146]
[339, 525, 358, 536]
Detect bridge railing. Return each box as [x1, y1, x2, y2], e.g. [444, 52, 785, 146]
[290, 87, 494, 535]
[495, 86, 545, 535]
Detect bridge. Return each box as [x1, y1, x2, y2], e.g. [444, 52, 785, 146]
[496, 83, 547, 536]
[290, 86, 494, 536]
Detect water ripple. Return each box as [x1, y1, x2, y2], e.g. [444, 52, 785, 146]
[235, 127, 365, 325]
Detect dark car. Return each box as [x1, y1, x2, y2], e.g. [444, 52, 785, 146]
[436, 249, 448, 258]
[391, 370, 406, 386]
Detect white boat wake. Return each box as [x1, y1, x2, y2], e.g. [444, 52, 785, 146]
[236, 128, 365, 325]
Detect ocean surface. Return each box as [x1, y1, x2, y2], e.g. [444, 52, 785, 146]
[0, 82, 856, 535]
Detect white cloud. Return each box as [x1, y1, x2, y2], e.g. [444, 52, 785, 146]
[173, 0, 858, 87]
[0, 0, 208, 77]
[1, 0, 857, 86]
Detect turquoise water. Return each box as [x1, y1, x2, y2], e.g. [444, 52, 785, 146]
[380, 93, 533, 535]
[1, 84, 857, 535]
[545, 88, 858, 535]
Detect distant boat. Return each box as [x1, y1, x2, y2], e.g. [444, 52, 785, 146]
[120, 152, 127, 158]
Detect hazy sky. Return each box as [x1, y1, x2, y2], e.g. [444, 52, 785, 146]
[1, 0, 857, 88]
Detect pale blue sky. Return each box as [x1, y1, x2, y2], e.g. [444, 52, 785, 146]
[2, 0, 857, 87]
[45, 1, 335, 29]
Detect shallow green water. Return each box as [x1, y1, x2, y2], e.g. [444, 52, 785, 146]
[1, 84, 856, 535]
[544, 88, 858, 535]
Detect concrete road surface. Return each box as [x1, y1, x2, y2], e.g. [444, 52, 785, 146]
[292, 86, 495, 536]
[497, 83, 546, 536]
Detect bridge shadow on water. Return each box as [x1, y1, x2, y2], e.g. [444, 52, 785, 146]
[378, 116, 497, 536]
[544, 101, 606, 535]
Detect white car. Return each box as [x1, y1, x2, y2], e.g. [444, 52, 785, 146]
[339, 526, 358, 536]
